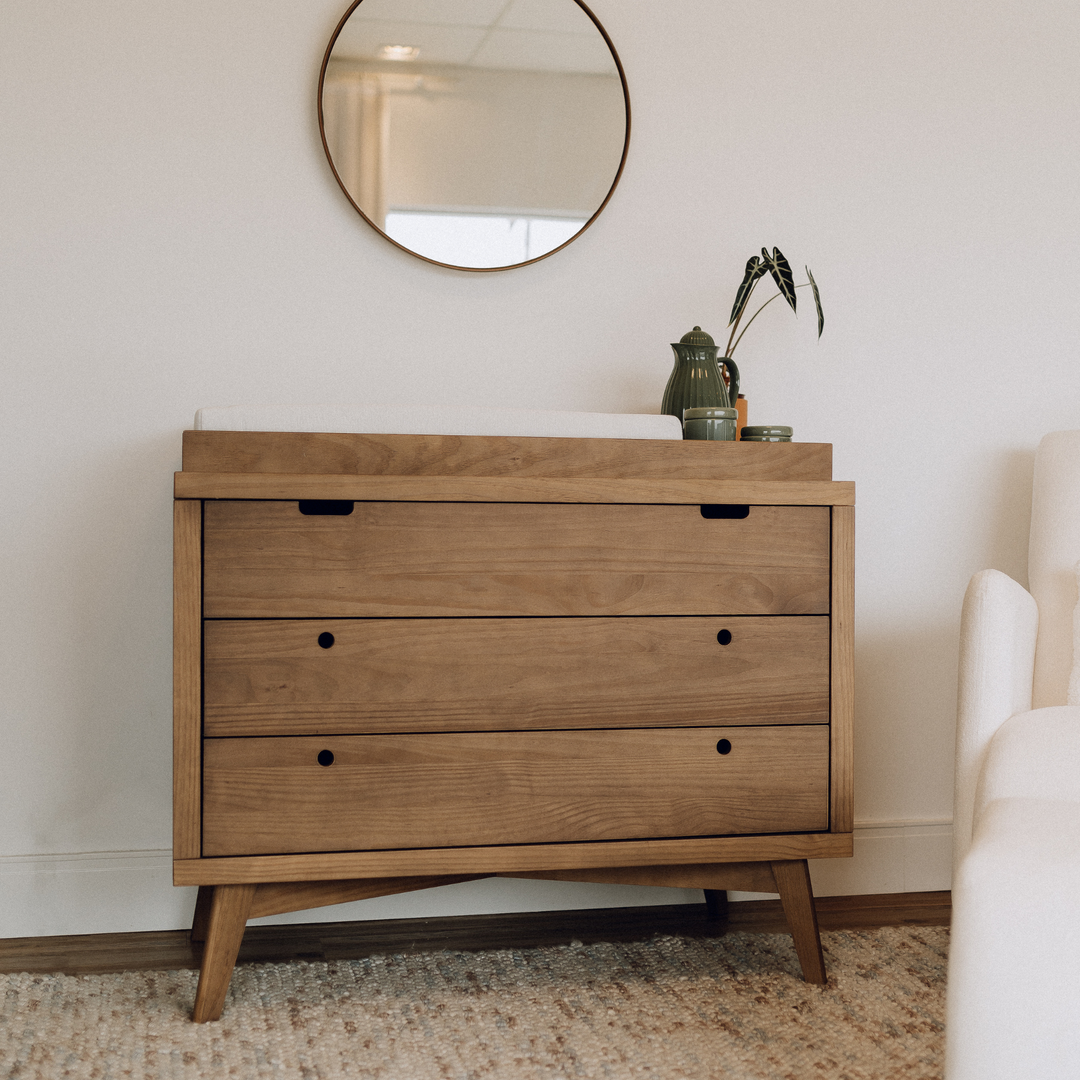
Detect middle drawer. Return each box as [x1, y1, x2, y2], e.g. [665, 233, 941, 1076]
[203, 616, 830, 736]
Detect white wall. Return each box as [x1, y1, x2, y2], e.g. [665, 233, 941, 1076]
[2, 0, 1078, 936]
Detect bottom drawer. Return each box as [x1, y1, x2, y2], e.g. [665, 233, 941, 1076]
[201, 727, 830, 856]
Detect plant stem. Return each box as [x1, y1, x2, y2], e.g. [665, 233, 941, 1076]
[726, 282, 812, 358]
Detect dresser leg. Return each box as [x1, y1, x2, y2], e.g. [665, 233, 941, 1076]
[771, 860, 827, 984]
[190, 885, 214, 943]
[703, 888, 729, 926]
[192, 884, 256, 1022]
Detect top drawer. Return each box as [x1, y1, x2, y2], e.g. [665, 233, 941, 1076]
[203, 501, 831, 618]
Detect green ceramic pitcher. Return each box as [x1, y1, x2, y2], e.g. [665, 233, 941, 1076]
[661, 326, 741, 420]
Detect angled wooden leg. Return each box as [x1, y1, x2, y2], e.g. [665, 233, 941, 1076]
[703, 888, 729, 926]
[190, 885, 214, 943]
[771, 860, 826, 984]
[192, 884, 256, 1023]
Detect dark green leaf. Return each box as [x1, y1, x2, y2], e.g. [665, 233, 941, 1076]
[728, 256, 767, 326]
[806, 266, 824, 337]
[763, 247, 797, 313]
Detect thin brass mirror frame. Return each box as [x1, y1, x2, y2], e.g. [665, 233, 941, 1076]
[317, 0, 631, 272]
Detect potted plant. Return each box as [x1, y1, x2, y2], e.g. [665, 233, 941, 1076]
[725, 247, 824, 359]
[661, 248, 824, 429]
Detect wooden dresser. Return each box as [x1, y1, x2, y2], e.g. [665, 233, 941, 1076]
[174, 431, 854, 1021]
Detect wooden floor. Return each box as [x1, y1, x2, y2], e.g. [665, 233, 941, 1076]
[0, 892, 949, 977]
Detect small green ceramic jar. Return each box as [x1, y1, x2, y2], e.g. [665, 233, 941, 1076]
[741, 425, 793, 442]
[683, 406, 739, 441]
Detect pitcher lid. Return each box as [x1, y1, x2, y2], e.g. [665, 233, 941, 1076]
[678, 326, 716, 347]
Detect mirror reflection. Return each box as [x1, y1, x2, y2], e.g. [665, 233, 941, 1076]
[319, 0, 629, 270]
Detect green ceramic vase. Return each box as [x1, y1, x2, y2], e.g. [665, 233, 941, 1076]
[661, 327, 741, 421]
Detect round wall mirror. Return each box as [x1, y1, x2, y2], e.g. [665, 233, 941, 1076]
[318, 0, 630, 271]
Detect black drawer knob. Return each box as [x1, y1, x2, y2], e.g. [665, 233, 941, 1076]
[716, 739, 732, 755]
[717, 629, 732, 646]
[318, 632, 335, 649]
[317, 749, 335, 767]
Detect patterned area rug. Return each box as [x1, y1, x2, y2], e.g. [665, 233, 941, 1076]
[1, 926, 947, 1080]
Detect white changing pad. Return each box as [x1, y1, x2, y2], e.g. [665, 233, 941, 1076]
[194, 405, 683, 441]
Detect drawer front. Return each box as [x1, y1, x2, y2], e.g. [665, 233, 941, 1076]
[202, 501, 830, 617]
[203, 616, 830, 736]
[201, 726, 830, 856]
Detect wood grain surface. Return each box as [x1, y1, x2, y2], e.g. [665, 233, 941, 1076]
[177, 473, 854, 505]
[182, 431, 834, 481]
[172, 500, 202, 861]
[248, 875, 485, 920]
[202, 502, 832, 618]
[201, 726, 829, 856]
[203, 616, 830, 736]
[503, 861, 781, 894]
[191, 884, 255, 1022]
[174, 832, 853, 885]
[830, 505, 855, 832]
[772, 859, 827, 983]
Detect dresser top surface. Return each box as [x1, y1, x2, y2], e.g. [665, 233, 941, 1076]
[182, 430, 838, 479]
[176, 431, 853, 504]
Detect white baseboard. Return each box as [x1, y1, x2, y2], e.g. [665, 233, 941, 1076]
[0, 820, 953, 939]
[0, 850, 187, 939]
[810, 818, 953, 897]
[734, 818, 953, 902]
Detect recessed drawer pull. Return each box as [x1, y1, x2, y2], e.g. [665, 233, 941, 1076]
[317, 749, 335, 766]
[700, 504, 750, 519]
[298, 500, 354, 516]
[716, 739, 732, 755]
[717, 629, 732, 645]
[317, 632, 335, 649]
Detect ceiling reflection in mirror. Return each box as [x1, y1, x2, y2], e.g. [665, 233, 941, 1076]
[319, 0, 629, 270]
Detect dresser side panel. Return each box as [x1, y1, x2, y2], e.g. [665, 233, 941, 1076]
[173, 499, 202, 861]
[830, 504, 855, 833]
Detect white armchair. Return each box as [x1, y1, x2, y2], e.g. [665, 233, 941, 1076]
[947, 430, 1080, 1080]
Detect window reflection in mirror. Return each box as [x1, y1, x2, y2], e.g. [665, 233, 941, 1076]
[319, 0, 629, 270]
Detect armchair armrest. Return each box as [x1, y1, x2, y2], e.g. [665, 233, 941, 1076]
[954, 569, 1039, 871]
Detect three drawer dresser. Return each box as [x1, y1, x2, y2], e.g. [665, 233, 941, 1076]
[174, 430, 854, 1021]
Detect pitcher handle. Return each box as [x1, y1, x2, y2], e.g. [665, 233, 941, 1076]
[721, 356, 740, 404]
